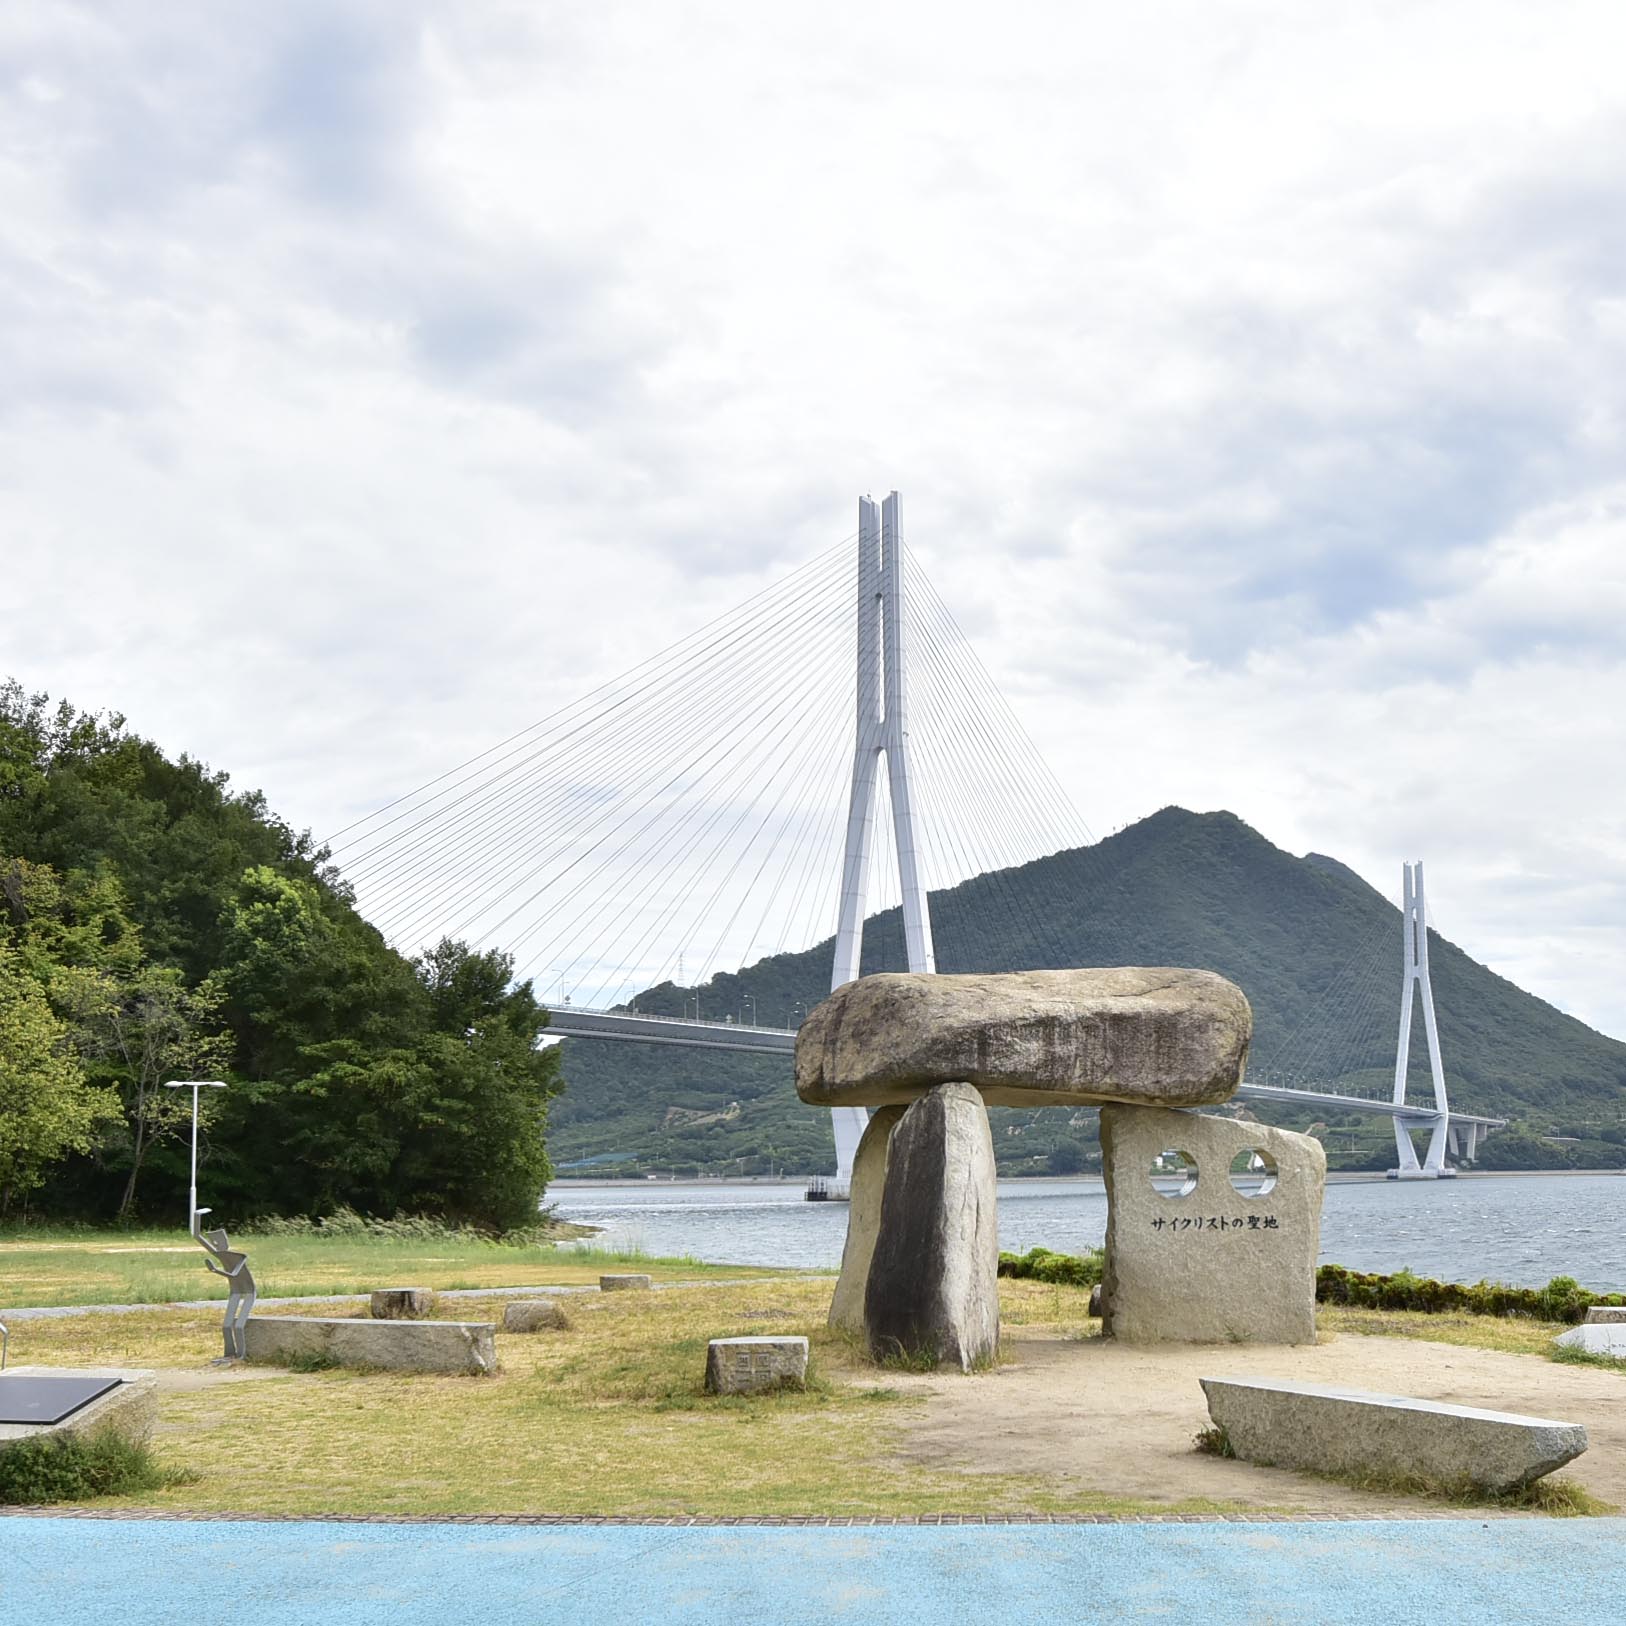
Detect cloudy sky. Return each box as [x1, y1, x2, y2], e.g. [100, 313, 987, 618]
[5, 1, 1624, 1036]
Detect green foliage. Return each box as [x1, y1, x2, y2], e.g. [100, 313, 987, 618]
[997, 1245, 1105, 1288]
[0, 681, 561, 1231]
[1314, 1264, 1625, 1323]
[0, 942, 119, 1208]
[0, 1428, 192, 1506]
[1192, 1424, 1235, 1458]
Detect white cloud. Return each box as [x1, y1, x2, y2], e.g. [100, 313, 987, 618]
[3, 0, 1624, 1034]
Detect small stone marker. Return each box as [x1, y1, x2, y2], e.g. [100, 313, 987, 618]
[370, 1288, 433, 1320]
[1555, 1323, 1626, 1358]
[1201, 1376, 1588, 1493]
[503, 1299, 570, 1333]
[1584, 1306, 1626, 1325]
[864, 1081, 999, 1372]
[704, 1336, 808, 1395]
[1100, 1104, 1323, 1345]
[795, 968, 1251, 1109]
[600, 1274, 652, 1292]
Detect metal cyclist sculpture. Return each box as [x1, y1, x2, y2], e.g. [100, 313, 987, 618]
[166, 1080, 257, 1359]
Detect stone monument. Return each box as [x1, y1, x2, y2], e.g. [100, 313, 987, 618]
[1100, 1105, 1325, 1344]
[797, 966, 1309, 1367]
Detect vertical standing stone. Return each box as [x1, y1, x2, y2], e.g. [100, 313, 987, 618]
[1100, 1103, 1324, 1345]
[864, 1082, 999, 1371]
[828, 1104, 906, 1336]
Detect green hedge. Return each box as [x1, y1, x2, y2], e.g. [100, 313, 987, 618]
[996, 1248, 1625, 1323]
[996, 1246, 1104, 1288]
[1314, 1265, 1625, 1324]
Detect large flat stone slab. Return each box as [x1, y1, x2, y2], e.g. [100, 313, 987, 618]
[1101, 1104, 1324, 1345]
[704, 1336, 809, 1394]
[864, 1082, 999, 1372]
[243, 1317, 497, 1375]
[1201, 1376, 1588, 1493]
[1555, 1324, 1626, 1358]
[0, 1367, 157, 1452]
[795, 969, 1250, 1108]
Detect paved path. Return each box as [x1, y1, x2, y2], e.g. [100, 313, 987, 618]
[0, 1277, 801, 1322]
[4, 1515, 1623, 1624]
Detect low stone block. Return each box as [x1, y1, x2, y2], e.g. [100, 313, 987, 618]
[370, 1288, 432, 1320]
[1555, 1323, 1626, 1358]
[1201, 1376, 1588, 1494]
[503, 1299, 570, 1333]
[828, 1104, 905, 1336]
[704, 1336, 809, 1395]
[243, 1317, 496, 1375]
[865, 1082, 999, 1372]
[1101, 1104, 1324, 1345]
[1584, 1306, 1626, 1325]
[600, 1274, 652, 1292]
[0, 1367, 157, 1457]
[796, 968, 1251, 1109]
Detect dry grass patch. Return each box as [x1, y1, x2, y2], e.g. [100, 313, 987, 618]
[9, 1278, 1243, 1519]
[1318, 1305, 1575, 1358]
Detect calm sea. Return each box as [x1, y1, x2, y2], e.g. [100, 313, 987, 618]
[551, 1174, 1626, 1291]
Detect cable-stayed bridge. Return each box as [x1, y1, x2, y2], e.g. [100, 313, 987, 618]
[326, 493, 1502, 1182]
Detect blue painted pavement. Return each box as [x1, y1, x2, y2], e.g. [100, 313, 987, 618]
[4, 1516, 1624, 1624]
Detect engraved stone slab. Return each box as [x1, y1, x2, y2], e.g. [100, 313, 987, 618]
[865, 1082, 999, 1372]
[1583, 1306, 1626, 1325]
[795, 968, 1251, 1109]
[1201, 1377, 1588, 1493]
[1101, 1104, 1324, 1345]
[828, 1104, 905, 1336]
[0, 1367, 157, 1452]
[704, 1336, 809, 1395]
[243, 1317, 497, 1375]
[370, 1288, 433, 1320]
[503, 1299, 570, 1333]
[600, 1274, 652, 1292]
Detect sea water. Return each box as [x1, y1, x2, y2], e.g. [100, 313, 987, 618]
[550, 1173, 1626, 1291]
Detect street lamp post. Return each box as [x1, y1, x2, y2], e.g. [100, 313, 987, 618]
[163, 1079, 227, 1238]
[742, 994, 756, 1026]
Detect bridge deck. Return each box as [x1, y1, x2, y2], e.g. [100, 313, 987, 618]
[540, 1007, 1505, 1127]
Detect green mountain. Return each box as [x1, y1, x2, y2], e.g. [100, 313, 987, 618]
[552, 808, 1626, 1176]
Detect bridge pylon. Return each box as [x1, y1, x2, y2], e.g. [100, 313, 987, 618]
[1389, 860, 1455, 1180]
[827, 492, 936, 1184]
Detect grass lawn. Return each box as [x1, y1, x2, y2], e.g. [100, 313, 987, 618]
[5, 1278, 1250, 1520]
[0, 1228, 768, 1311]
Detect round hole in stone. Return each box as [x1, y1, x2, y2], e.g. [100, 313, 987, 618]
[1148, 1149, 1198, 1199]
[1228, 1148, 1279, 1198]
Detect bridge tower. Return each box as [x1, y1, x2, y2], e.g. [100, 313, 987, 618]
[826, 493, 935, 1183]
[1389, 860, 1454, 1179]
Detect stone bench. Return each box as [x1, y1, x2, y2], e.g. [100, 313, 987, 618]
[243, 1317, 496, 1375]
[704, 1336, 808, 1395]
[1584, 1306, 1626, 1325]
[1555, 1323, 1626, 1358]
[1201, 1376, 1587, 1493]
[600, 1274, 651, 1292]
[370, 1288, 433, 1320]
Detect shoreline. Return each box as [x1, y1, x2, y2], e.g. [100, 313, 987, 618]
[552, 1168, 1626, 1188]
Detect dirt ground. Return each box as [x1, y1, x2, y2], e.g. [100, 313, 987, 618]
[869, 1330, 1626, 1515]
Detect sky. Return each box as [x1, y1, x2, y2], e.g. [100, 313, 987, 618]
[4, 1, 1624, 1037]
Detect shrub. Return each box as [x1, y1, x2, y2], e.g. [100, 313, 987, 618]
[997, 1246, 1105, 1288]
[1313, 1264, 1625, 1323]
[0, 1429, 191, 1506]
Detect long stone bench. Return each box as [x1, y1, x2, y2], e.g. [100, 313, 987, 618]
[243, 1316, 496, 1375]
[1200, 1376, 1587, 1493]
[1555, 1323, 1626, 1359]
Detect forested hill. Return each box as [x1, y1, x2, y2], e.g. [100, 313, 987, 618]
[553, 808, 1626, 1176]
[0, 681, 560, 1228]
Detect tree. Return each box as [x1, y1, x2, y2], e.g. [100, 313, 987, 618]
[54, 963, 230, 1218]
[0, 944, 118, 1210]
